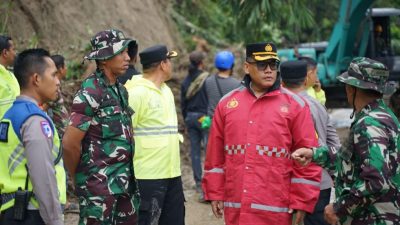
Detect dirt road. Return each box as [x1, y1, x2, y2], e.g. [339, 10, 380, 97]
[64, 191, 223, 225]
[64, 163, 225, 225]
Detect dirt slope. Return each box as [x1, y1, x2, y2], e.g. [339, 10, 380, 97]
[3, 0, 181, 53]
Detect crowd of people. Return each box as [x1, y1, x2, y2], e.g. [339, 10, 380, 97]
[0, 29, 399, 225]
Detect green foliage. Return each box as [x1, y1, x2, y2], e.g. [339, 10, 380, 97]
[390, 17, 400, 55]
[172, 0, 340, 48]
[172, 0, 235, 48]
[28, 35, 39, 48]
[0, 1, 13, 34]
[232, 0, 316, 43]
[66, 60, 85, 80]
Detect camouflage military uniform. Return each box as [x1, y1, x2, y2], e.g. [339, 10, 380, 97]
[47, 90, 69, 137]
[69, 69, 139, 224]
[313, 57, 400, 225]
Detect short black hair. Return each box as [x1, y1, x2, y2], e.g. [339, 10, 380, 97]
[282, 78, 306, 88]
[0, 35, 12, 52]
[50, 54, 65, 70]
[14, 48, 51, 89]
[358, 87, 383, 98]
[142, 60, 163, 72]
[298, 56, 317, 70]
[128, 42, 138, 59]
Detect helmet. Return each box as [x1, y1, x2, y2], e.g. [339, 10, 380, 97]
[337, 57, 390, 94]
[215, 51, 235, 70]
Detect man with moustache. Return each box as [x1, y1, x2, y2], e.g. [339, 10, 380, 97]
[202, 42, 322, 225]
[62, 29, 139, 225]
[0, 35, 19, 119]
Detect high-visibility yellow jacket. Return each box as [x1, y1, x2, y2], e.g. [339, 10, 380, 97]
[0, 99, 66, 211]
[0, 64, 20, 119]
[126, 75, 181, 179]
[307, 86, 326, 105]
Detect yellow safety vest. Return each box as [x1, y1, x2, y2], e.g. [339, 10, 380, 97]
[307, 87, 326, 105]
[0, 64, 20, 119]
[0, 112, 66, 212]
[126, 76, 181, 179]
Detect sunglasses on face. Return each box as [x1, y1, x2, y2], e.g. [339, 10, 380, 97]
[247, 60, 278, 71]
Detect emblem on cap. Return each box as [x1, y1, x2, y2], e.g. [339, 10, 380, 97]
[117, 31, 126, 40]
[265, 44, 273, 52]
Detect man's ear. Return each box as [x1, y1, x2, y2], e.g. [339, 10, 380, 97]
[32, 73, 41, 86]
[160, 60, 167, 71]
[0, 49, 6, 57]
[244, 62, 250, 74]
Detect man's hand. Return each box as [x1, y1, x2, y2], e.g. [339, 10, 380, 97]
[313, 79, 322, 92]
[324, 204, 339, 225]
[211, 201, 224, 218]
[291, 148, 313, 166]
[288, 208, 306, 225]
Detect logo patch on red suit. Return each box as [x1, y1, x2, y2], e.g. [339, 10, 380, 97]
[40, 121, 52, 138]
[227, 98, 239, 109]
[280, 104, 290, 114]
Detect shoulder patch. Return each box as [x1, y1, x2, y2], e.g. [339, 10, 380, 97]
[40, 121, 53, 138]
[227, 98, 239, 109]
[0, 121, 9, 142]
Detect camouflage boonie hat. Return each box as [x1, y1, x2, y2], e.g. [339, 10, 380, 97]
[337, 57, 390, 94]
[84, 29, 133, 60]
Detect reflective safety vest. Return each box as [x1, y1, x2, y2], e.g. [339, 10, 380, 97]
[0, 99, 66, 212]
[0, 64, 20, 119]
[126, 76, 181, 179]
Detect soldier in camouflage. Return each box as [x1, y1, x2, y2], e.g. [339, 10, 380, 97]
[45, 55, 69, 137]
[62, 29, 139, 225]
[292, 57, 400, 225]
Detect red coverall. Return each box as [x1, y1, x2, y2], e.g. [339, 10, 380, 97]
[203, 85, 322, 225]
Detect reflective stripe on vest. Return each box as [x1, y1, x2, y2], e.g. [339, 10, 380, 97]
[8, 143, 24, 174]
[205, 168, 224, 173]
[224, 202, 241, 208]
[291, 178, 320, 187]
[134, 125, 178, 136]
[250, 203, 289, 213]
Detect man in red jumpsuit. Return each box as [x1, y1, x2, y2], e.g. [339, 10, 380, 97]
[202, 42, 322, 225]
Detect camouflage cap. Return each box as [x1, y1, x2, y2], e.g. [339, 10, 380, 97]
[84, 29, 134, 60]
[337, 57, 390, 94]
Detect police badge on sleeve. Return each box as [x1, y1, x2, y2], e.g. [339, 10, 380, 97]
[40, 121, 52, 138]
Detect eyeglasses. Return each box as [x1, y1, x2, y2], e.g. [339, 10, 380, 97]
[247, 60, 278, 71]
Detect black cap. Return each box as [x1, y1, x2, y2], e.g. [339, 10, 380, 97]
[139, 45, 178, 67]
[246, 42, 280, 62]
[280, 60, 308, 82]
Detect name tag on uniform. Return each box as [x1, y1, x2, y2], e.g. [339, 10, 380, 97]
[0, 121, 9, 142]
